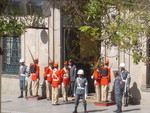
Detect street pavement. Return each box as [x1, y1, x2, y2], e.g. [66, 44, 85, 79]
[1, 94, 147, 113]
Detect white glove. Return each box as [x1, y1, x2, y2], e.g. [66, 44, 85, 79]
[74, 94, 76, 97]
[47, 74, 50, 77]
[45, 80, 48, 84]
[58, 85, 61, 88]
[25, 77, 28, 80]
[91, 76, 94, 79]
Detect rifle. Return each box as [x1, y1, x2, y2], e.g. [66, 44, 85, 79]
[27, 45, 34, 62]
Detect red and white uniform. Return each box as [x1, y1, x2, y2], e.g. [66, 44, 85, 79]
[31, 64, 40, 81]
[61, 67, 70, 85]
[43, 66, 53, 82]
[50, 68, 62, 87]
[93, 69, 101, 86]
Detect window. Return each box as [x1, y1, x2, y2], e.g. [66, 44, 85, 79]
[2, 36, 21, 75]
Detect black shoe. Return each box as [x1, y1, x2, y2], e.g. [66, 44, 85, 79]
[18, 95, 23, 98]
[73, 110, 77, 113]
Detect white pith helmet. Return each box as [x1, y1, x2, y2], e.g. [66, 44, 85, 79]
[119, 63, 125, 68]
[77, 69, 84, 75]
[19, 59, 24, 63]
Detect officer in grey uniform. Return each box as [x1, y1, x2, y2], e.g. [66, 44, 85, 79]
[73, 69, 88, 113]
[18, 59, 28, 98]
[119, 63, 131, 107]
[113, 70, 125, 113]
[68, 59, 77, 97]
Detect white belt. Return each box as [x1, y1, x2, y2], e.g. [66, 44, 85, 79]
[31, 73, 36, 75]
[63, 77, 69, 78]
[53, 79, 59, 81]
[20, 74, 26, 76]
[77, 87, 85, 90]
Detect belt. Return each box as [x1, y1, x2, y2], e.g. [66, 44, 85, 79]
[20, 74, 26, 76]
[63, 77, 69, 78]
[77, 87, 85, 90]
[101, 76, 108, 78]
[53, 79, 59, 81]
[31, 73, 36, 75]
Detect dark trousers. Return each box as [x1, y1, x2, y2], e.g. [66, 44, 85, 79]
[115, 92, 123, 107]
[75, 94, 87, 107]
[70, 82, 75, 96]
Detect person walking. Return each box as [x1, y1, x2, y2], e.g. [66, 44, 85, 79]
[60, 61, 70, 103]
[113, 70, 125, 113]
[73, 69, 88, 113]
[43, 61, 54, 100]
[18, 59, 28, 98]
[29, 59, 40, 97]
[68, 59, 77, 97]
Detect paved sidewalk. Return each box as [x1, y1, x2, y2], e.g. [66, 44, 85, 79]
[1, 95, 146, 113]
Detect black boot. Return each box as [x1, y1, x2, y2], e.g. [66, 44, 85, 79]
[73, 106, 77, 113]
[117, 106, 122, 113]
[84, 105, 88, 113]
[25, 91, 27, 97]
[18, 91, 23, 98]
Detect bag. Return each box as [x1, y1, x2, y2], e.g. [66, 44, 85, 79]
[99, 68, 108, 75]
[30, 63, 36, 73]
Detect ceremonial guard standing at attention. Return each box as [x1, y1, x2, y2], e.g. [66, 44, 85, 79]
[29, 59, 40, 97]
[92, 62, 101, 102]
[18, 59, 28, 98]
[73, 69, 88, 113]
[50, 63, 62, 105]
[43, 61, 54, 100]
[68, 59, 77, 97]
[60, 61, 70, 103]
[100, 61, 111, 102]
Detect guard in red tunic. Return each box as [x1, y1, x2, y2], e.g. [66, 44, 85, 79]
[100, 61, 111, 102]
[43, 61, 54, 100]
[29, 59, 40, 97]
[50, 63, 62, 105]
[92, 62, 101, 102]
[60, 61, 70, 103]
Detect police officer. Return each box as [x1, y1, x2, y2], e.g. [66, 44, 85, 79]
[119, 63, 131, 107]
[18, 59, 28, 98]
[113, 70, 125, 113]
[73, 69, 88, 113]
[68, 59, 77, 97]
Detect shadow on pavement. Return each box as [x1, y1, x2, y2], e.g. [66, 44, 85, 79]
[123, 108, 141, 112]
[78, 109, 108, 113]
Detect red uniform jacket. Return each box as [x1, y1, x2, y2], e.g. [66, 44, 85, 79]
[43, 67, 53, 82]
[50, 68, 62, 87]
[93, 70, 101, 85]
[31, 64, 40, 81]
[100, 66, 111, 85]
[60, 68, 70, 85]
